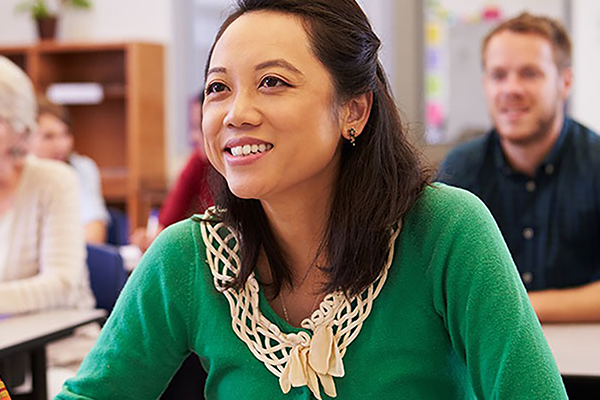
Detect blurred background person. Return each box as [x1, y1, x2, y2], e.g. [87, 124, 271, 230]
[438, 13, 600, 323]
[131, 92, 212, 252]
[0, 56, 95, 394]
[30, 96, 109, 244]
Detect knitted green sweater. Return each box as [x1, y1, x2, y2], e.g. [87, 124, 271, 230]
[58, 184, 566, 399]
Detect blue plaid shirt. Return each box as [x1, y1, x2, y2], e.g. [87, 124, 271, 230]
[437, 119, 600, 291]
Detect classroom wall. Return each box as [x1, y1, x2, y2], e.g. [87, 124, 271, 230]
[571, 0, 600, 133]
[0, 0, 171, 43]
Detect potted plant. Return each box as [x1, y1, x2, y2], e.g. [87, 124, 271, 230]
[16, 0, 93, 41]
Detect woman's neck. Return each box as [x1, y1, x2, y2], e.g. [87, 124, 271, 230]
[260, 184, 333, 284]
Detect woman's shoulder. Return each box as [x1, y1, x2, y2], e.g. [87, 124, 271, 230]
[138, 217, 208, 280]
[154, 210, 232, 253]
[413, 182, 489, 214]
[68, 153, 100, 174]
[403, 182, 498, 239]
[24, 156, 78, 188]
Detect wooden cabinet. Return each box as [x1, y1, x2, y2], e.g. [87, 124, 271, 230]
[0, 42, 165, 230]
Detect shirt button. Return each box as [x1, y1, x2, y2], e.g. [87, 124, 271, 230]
[522, 272, 533, 284]
[523, 227, 534, 239]
[525, 180, 536, 192]
[545, 164, 554, 175]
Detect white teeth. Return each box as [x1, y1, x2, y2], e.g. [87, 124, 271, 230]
[229, 143, 273, 157]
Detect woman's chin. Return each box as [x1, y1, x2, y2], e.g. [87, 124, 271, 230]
[227, 181, 266, 201]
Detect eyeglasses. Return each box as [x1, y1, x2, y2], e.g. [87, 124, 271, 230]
[0, 118, 28, 160]
[6, 144, 27, 159]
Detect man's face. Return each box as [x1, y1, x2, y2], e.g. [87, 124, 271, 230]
[31, 112, 73, 162]
[482, 31, 572, 145]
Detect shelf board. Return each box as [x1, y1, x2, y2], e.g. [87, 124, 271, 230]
[101, 168, 129, 200]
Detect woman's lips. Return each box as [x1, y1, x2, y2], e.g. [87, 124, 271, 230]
[223, 139, 274, 166]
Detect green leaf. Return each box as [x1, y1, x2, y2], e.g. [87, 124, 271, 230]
[15, 0, 93, 18]
[68, 0, 93, 9]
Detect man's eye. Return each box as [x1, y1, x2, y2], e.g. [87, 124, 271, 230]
[260, 76, 288, 88]
[490, 71, 506, 81]
[521, 69, 538, 79]
[206, 82, 228, 95]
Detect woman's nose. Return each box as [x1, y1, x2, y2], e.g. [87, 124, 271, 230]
[223, 90, 261, 129]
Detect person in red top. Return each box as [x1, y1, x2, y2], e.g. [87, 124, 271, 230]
[158, 148, 212, 228]
[132, 94, 213, 251]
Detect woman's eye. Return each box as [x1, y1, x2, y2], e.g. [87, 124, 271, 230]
[206, 82, 228, 95]
[260, 76, 288, 88]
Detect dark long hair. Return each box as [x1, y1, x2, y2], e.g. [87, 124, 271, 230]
[204, 0, 430, 298]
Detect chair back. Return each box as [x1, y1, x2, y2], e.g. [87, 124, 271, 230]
[107, 207, 129, 246]
[86, 244, 128, 312]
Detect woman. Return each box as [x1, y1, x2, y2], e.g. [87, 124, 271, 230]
[0, 56, 93, 315]
[58, 1, 566, 399]
[0, 56, 95, 392]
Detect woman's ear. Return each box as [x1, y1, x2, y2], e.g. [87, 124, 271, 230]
[341, 92, 373, 141]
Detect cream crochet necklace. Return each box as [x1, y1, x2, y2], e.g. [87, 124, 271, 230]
[201, 217, 400, 400]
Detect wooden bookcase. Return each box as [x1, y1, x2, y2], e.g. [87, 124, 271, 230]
[0, 42, 165, 230]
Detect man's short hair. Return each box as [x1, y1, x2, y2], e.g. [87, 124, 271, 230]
[481, 12, 572, 70]
[37, 95, 71, 128]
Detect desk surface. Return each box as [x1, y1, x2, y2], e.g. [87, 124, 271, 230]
[0, 308, 107, 358]
[542, 323, 600, 377]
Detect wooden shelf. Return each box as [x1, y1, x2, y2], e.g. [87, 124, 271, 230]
[0, 42, 166, 230]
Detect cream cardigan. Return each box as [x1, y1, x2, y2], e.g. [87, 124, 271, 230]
[0, 156, 94, 314]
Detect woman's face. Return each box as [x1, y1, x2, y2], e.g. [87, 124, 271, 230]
[203, 11, 343, 203]
[0, 118, 27, 183]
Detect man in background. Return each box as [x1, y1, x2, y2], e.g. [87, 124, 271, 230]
[30, 97, 109, 244]
[437, 13, 600, 322]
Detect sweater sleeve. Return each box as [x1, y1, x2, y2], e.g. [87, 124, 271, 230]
[0, 162, 87, 314]
[57, 219, 202, 399]
[428, 185, 567, 399]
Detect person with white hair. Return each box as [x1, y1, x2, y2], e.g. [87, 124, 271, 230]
[0, 56, 95, 393]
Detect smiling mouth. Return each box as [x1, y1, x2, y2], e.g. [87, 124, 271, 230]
[501, 106, 529, 115]
[227, 143, 274, 157]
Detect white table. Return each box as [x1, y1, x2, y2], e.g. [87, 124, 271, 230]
[542, 323, 600, 377]
[0, 308, 107, 400]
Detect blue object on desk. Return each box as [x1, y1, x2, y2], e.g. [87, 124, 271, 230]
[86, 244, 128, 313]
[107, 207, 129, 246]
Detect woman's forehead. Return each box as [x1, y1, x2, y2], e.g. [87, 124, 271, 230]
[210, 11, 312, 68]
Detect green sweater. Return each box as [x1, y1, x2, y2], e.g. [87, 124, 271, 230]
[58, 184, 566, 399]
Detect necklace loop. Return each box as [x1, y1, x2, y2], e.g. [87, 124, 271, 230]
[200, 212, 402, 400]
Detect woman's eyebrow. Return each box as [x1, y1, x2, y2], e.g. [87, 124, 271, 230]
[255, 59, 304, 76]
[206, 60, 304, 78]
[206, 66, 227, 77]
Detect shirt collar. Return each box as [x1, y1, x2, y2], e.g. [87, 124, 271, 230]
[492, 118, 572, 177]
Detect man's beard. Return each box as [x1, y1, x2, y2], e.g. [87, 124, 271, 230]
[499, 107, 560, 147]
